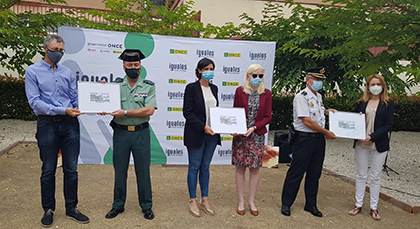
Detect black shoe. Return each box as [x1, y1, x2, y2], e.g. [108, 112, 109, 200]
[142, 209, 155, 220]
[281, 205, 291, 216]
[105, 208, 125, 219]
[41, 209, 54, 228]
[66, 208, 90, 223]
[304, 205, 323, 217]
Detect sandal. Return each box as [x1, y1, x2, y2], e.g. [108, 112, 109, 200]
[370, 209, 381, 220]
[188, 199, 201, 217]
[348, 206, 362, 216]
[199, 199, 215, 215]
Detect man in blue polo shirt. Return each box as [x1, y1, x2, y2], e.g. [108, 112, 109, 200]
[25, 34, 89, 227]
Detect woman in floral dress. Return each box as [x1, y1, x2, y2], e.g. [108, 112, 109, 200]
[232, 64, 272, 216]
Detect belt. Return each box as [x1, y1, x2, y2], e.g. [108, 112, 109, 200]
[38, 115, 74, 122]
[296, 131, 324, 138]
[110, 120, 149, 132]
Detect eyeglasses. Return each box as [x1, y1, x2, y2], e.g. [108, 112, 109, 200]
[251, 74, 264, 78]
[47, 48, 65, 53]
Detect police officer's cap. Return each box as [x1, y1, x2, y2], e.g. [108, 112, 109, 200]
[305, 67, 326, 79]
[118, 49, 146, 62]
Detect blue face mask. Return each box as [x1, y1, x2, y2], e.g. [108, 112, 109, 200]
[250, 78, 262, 86]
[47, 50, 64, 64]
[311, 80, 323, 91]
[202, 71, 214, 80]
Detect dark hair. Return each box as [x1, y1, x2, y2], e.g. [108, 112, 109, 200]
[195, 58, 215, 79]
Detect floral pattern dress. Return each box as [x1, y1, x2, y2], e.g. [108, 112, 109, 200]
[232, 90, 265, 168]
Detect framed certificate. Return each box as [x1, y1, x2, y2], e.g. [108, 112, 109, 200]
[78, 82, 121, 113]
[209, 107, 247, 134]
[329, 111, 366, 140]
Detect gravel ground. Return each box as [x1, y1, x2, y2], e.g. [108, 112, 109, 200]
[1, 119, 420, 207]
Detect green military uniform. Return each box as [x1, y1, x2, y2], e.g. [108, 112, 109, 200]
[112, 75, 157, 211]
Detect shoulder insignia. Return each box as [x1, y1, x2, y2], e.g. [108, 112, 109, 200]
[301, 91, 307, 96]
[114, 78, 124, 83]
[143, 79, 155, 85]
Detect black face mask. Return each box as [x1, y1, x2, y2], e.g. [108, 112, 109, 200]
[125, 68, 140, 79]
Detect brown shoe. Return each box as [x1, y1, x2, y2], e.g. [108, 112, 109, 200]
[250, 207, 259, 216]
[370, 209, 381, 220]
[188, 199, 200, 217]
[237, 208, 245, 215]
[348, 206, 362, 216]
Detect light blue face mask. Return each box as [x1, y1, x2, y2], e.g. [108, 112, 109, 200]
[250, 77, 262, 86]
[311, 80, 323, 91]
[202, 71, 214, 80]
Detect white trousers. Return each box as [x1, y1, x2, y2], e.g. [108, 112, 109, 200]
[353, 145, 387, 210]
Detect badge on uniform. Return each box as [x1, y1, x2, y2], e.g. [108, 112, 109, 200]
[310, 101, 314, 107]
[134, 94, 148, 98]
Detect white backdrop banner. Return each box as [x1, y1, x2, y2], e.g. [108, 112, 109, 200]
[58, 26, 275, 165]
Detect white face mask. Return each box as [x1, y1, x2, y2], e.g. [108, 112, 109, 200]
[370, 85, 383, 95]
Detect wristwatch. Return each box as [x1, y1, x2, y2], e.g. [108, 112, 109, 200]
[124, 110, 127, 116]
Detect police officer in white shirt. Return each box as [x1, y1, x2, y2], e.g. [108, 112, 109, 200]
[281, 67, 337, 217]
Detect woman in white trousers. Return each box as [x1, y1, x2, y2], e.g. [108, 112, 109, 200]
[348, 74, 394, 220]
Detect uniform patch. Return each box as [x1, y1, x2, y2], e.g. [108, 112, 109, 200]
[143, 79, 155, 85]
[310, 101, 314, 107]
[134, 94, 148, 98]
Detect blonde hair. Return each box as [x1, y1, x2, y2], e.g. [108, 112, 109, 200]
[243, 64, 265, 95]
[358, 74, 389, 104]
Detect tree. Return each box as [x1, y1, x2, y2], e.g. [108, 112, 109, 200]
[75, 0, 238, 39]
[0, 0, 75, 76]
[238, 0, 420, 98]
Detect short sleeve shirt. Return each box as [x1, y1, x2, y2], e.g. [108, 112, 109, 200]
[114, 76, 157, 126]
[293, 87, 325, 132]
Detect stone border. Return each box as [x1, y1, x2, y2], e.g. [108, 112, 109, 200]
[1, 142, 418, 214]
[323, 168, 420, 214]
[0, 141, 37, 156]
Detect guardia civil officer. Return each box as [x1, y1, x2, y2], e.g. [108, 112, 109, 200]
[103, 49, 157, 220]
[280, 67, 337, 217]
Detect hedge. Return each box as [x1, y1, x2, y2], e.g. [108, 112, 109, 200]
[1, 77, 419, 131]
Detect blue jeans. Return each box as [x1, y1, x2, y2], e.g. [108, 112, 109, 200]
[36, 117, 80, 212]
[187, 134, 218, 199]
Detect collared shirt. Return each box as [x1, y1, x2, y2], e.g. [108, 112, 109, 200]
[293, 87, 325, 133]
[25, 59, 78, 116]
[114, 76, 157, 126]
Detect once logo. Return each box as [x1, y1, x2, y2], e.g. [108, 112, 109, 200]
[166, 136, 184, 140]
[224, 52, 241, 58]
[222, 81, 239, 86]
[170, 49, 188, 54]
[220, 136, 233, 141]
[168, 79, 187, 84]
[167, 107, 183, 112]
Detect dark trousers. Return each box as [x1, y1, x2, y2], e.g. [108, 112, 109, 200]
[36, 117, 80, 213]
[281, 134, 325, 208]
[112, 127, 152, 210]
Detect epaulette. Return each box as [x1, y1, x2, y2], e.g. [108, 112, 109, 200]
[301, 91, 307, 96]
[143, 79, 155, 85]
[114, 78, 124, 83]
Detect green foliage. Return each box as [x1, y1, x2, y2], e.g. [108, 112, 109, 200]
[0, 74, 36, 120]
[0, 0, 73, 76]
[75, 0, 239, 38]
[238, 0, 420, 99]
